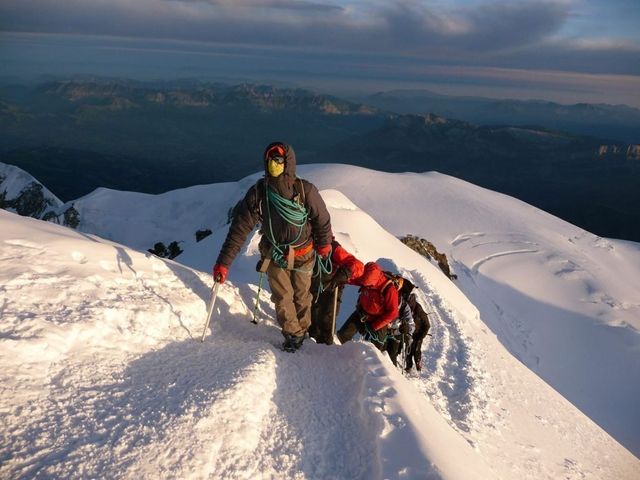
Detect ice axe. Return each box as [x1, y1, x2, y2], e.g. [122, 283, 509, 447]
[331, 286, 340, 344]
[400, 333, 411, 375]
[200, 280, 221, 342]
[251, 271, 265, 325]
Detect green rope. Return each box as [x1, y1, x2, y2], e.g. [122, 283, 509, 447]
[363, 322, 393, 345]
[266, 186, 308, 227]
[313, 252, 333, 302]
[262, 184, 333, 287]
[264, 185, 309, 269]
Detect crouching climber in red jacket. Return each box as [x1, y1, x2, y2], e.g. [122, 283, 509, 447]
[336, 261, 402, 350]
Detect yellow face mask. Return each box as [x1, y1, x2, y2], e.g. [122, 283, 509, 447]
[268, 158, 285, 177]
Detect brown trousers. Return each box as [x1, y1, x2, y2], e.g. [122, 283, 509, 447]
[266, 251, 314, 337]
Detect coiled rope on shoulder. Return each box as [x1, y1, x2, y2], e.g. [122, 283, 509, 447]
[263, 184, 334, 298]
[264, 185, 310, 270]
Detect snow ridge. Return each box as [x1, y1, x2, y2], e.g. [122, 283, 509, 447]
[2, 164, 640, 479]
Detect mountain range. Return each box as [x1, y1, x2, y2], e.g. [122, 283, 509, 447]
[354, 89, 640, 144]
[0, 78, 639, 241]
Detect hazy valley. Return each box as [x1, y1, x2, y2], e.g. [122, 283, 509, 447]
[1, 78, 639, 241]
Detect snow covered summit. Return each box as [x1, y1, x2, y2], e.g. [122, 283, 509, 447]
[1, 164, 639, 479]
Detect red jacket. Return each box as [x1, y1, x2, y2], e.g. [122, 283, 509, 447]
[356, 262, 400, 331]
[332, 243, 365, 283]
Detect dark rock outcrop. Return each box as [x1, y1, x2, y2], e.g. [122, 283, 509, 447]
[0, 163, 81, 228]
[400, 235, 457, 280]
[148, 241, 183, 259]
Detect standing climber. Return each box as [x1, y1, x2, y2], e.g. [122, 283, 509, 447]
[309, 238, 365, 345]
[404, 292, 431, 372]
[383, 292, 415, 367]
[213, 142, 332, 352]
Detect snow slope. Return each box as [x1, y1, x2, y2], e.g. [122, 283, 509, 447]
[67, 164, 640, 458]
[0, 210, 493, 479]
[2, 177, 638, 478]
[68, 179, 248, 251]
[302, 165, 640, 457]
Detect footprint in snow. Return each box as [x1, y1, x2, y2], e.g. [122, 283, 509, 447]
[71, 251, 88, 264]
[378, 386, 398, 398]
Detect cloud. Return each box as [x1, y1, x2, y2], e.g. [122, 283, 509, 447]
[166, 0, 345, 12]
[0, 0, 637, 76]
[486, 38, 640, 75]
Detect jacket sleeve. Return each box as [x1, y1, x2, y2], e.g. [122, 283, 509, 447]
[216, 186, 261, 268]
[304, 181, 332, 248]
[370, 288, 400, 331]
[333, 245, 365, 281]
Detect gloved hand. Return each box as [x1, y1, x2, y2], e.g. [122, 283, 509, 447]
[326, 266, 351, 290]
[316, 244, 331, 259]
[213, 263, 229, 283]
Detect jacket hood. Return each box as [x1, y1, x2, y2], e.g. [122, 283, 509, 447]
[263, 141, 297, 198]
[400, 277, 416, 298]
[360, 262, 386, 288]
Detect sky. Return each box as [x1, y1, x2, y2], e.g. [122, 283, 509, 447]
[1, 0, 639, 106]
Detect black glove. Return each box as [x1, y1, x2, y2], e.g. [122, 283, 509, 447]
[399, 322, 410, 335]
[326, 266, 350, 291]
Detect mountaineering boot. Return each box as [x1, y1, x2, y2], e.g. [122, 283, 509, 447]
[415, 358, 422, 371]
[405, 354, 413, 372]
[282, 334, 305, 353]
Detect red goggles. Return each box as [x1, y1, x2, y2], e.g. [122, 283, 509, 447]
[266, 145, 286, 164]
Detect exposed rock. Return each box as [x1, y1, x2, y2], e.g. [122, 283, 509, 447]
[400, 235, 457, 280]
[148, 241, 183, 259]
[196, 229, 213, 242]
[63, 206, 81, 229]
[597, 144, 640, 159]
[627, 144, 640, 160]
[598, 145, 624, 156]
[0, 173, 59, 218]
[0, 162, 81, 228]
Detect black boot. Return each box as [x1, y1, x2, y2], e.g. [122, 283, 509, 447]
[415, 357, 422, 371]
[405, 354, 413, 372]
[282, 334, 305, 353]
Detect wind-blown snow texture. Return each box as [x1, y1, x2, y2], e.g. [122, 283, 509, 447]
[1, 165, 639, 479]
